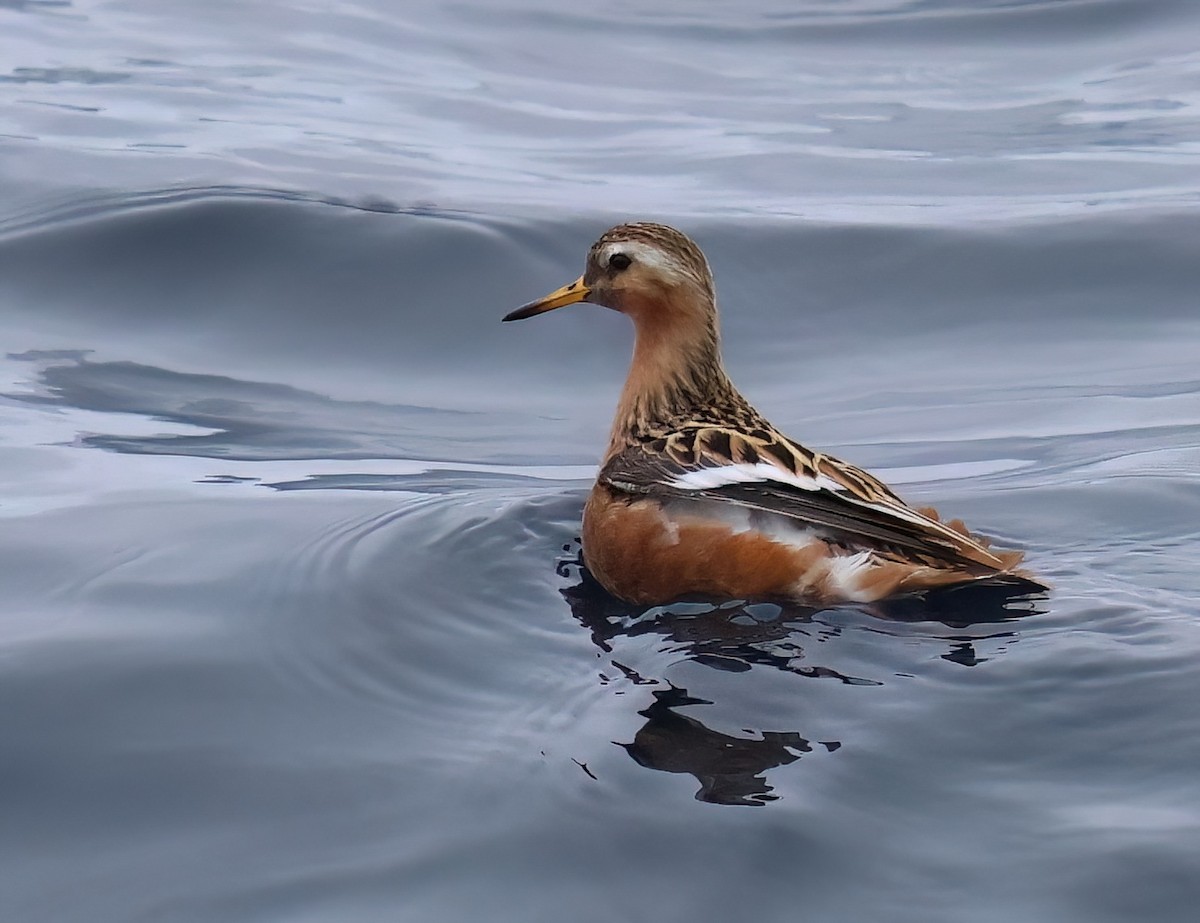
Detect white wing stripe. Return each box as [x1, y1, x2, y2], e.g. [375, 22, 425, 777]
[668, 462, 846, 494]
[668, 461, 936, 530]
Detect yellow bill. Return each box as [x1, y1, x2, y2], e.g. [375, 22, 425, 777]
[502, 275, 590, 322]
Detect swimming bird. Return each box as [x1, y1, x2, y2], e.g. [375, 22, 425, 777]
[504, 222, 1033, 605]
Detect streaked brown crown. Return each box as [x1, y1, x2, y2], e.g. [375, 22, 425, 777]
[587, 222, 715, 300]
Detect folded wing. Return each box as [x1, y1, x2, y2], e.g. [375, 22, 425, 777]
[601, 428, 1010, 572]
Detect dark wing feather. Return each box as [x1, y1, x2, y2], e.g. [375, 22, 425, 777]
[601, 445, 1005, 572]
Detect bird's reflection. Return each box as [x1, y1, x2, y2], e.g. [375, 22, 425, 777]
[559, 550, 1045, 806]
[621, 685, 841, 805]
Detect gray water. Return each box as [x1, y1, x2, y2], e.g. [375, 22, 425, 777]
[3, 2, 1199, 921]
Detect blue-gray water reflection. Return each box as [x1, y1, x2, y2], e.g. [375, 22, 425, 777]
[3, 1, 1200, 921]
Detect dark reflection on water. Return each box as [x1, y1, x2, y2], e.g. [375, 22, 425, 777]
[6, 351, 532, 463]
[623, 685, 823, 807]
[559, 553, 1045, 805]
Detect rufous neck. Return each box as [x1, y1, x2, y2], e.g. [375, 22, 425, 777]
[605, 306, 730, 457]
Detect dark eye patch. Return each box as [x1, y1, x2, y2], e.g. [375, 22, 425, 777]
[608, 252, 632, 271]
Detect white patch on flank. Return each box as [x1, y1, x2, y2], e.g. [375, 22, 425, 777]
[601, 241, 686, 282]
[662, 493, 893, 602]
[661, 496, 823, 553]
[821, 551, 875, 600]
[670, 462, 843, 494]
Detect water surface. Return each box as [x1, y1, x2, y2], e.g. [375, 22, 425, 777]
[2, 2, 1199, 921]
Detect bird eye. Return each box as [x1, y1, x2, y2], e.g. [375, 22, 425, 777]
[608, 252, 632, 271]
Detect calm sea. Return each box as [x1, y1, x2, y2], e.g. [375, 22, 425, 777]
[2, 2, 1199, 921]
